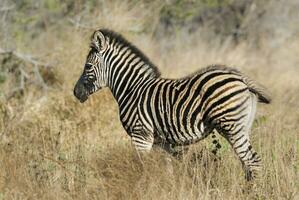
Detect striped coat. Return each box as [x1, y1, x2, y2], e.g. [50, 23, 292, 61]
[74, 29, 271, 180]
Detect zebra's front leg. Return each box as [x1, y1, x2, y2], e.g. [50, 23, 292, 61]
[131, 130, 154, 161]
[152, 142, 176, 176]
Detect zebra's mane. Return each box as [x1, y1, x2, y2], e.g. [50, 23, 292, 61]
[178, 64, 243, 80]
[195, 65, 242, 76]
[98, 29, 161, 77]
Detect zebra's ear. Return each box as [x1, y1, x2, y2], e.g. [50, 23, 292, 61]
[91, 31, 107, 52]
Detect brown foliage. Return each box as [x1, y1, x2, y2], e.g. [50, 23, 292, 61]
[0, 0, 298, 199]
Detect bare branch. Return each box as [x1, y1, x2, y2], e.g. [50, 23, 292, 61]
[0, 47, 52, 68]
[68, 17, 93, 30]
[0, 47, 52, 99]
[0, 5, 15, 12]
[0, 48, 13, 54]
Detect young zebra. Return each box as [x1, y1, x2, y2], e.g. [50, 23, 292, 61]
[74, 29, 271, 180]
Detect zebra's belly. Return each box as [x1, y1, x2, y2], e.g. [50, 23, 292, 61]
[153, 118, 212, 145]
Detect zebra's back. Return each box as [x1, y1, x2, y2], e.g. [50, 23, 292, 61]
[137, 65, 266, 145]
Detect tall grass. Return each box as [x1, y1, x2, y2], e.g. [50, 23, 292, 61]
[0, 0, 298, 199]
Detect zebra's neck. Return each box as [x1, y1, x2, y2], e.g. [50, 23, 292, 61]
[103, 43, 160, 105]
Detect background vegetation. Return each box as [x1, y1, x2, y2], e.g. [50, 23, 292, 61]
[0, 0, 298, 199]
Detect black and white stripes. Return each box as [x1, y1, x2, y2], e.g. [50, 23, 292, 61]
[74, 29, 271, 180]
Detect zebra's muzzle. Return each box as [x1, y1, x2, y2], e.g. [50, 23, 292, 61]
[74, 81, 88, 103]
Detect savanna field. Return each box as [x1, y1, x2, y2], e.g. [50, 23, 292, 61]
[0, 0, 298, 199]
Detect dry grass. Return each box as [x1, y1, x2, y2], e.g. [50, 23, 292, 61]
[0, 1, 298, 199]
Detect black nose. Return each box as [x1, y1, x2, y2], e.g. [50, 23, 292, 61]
[74, 81, 88, 103]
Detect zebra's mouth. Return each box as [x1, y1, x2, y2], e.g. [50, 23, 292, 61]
[79, 94, 88, 103]
[75, 90, 88, 103]
[74, 81, 89, 103]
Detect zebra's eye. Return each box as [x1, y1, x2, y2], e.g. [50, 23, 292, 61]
[87, 75, 96, 82]
[90, 46, 98, 53]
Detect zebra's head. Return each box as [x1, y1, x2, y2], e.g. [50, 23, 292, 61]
[74, 30, 109, 103]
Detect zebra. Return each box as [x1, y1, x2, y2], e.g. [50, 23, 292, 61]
[73, 29, 271, 181]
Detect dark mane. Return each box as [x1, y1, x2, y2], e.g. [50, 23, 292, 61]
[98, 29, 161, 77]
[177, 64, 243, 80]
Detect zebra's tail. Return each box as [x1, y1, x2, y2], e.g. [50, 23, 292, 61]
[242, 76, 272, 104]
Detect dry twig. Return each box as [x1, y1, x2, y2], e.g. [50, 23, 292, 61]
[0, 47, 52, 99]
[68, 16, 94, 30]
[0, 5, 15, 12]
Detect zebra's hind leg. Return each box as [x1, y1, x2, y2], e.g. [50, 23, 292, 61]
[222, 129, 261, 181]
[215, 94, 261, 181]
[160, 143, 188, 159]
[211, 132, 222, 157]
